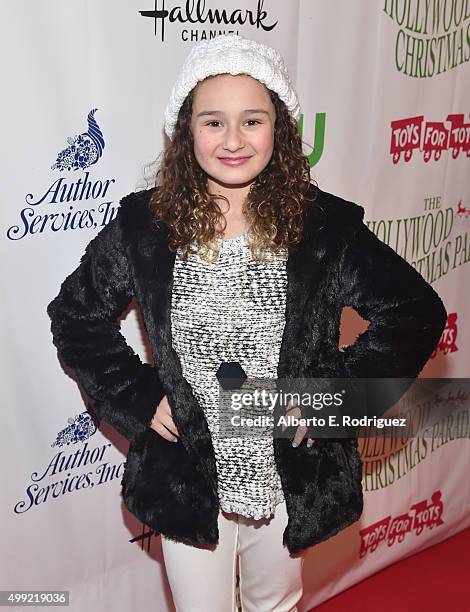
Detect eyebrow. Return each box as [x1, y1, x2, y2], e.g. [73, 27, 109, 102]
[196, 109, 270, 118]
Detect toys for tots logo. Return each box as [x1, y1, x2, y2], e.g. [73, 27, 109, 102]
[390, 112, 470, 163]
[359, 490, 444, 557]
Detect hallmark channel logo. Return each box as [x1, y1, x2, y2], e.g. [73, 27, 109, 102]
[390, 113, 470, 163]
[6, 108, 120, 241]
[139, 0, 278, 42]
[359, 490, 444, 557]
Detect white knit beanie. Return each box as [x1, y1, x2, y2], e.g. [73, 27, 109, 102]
[164, 34, 300, 141]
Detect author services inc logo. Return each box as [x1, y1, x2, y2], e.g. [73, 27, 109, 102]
[139, 0, 278, 41]
[13, 411, 126, 519]
[7, 108, 120, 242]
[51, 108, 105, 171]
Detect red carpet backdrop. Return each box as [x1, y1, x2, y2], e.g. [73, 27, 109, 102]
[1, 1, 468, 610]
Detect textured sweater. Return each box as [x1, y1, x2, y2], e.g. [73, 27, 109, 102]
[170, 231, 288, 519]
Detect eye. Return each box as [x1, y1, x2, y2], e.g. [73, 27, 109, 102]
[203, 119, 262, 128]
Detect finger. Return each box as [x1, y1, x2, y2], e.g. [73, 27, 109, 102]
[285, 403, 301, 419]
[306, 438, 316, 448]
[162, 423, 179, 438]
[281, 400, 299, 433]
[149, 414, 179, 440]
[150, 422, 178, 442]
[291, 423, 307, 447]
[285, 402, 298, 415]
[160, 413, 179, 437]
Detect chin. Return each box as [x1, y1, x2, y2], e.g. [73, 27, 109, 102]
[212, 165, 268, 181]
[207, 167, 255, 183]
[215, 176, 258, 188]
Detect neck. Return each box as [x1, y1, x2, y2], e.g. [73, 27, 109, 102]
[207, 177, 252, 209]
[208, 181, 252, 238]
[215, 216, 251, 239]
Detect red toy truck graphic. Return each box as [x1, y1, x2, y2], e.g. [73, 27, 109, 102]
[390, 113, 470, 163]
[447, 114, 470, 159]
[359, 516, 391, 557]
[390, 115, 423, 163]
[410, 491, 444, 536]
[386, 512, 413, 545]
[430, 312, 457, 358]
[422, 121, 449, 162]
[359, 490, 444, 557]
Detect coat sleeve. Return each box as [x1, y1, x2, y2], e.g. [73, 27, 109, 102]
[336, 208, 448, 418]
[46, 199, 165, 443]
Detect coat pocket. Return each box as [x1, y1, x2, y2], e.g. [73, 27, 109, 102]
[304, 438, 361, 489]
[121, 428, 219, 545]
[280, 437, 364, 552]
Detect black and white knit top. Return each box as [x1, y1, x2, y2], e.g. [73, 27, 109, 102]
[170, 231, 288, 519]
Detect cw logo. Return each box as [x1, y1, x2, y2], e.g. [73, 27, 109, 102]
[297, 112, 326, 167]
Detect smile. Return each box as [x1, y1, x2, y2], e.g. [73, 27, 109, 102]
[217, 156, 252, 166]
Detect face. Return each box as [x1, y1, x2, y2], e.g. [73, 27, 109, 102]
[190, 73, 276, 197]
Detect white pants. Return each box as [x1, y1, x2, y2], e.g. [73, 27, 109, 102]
[160, 499, 306, 612]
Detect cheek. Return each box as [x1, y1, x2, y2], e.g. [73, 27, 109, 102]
[194, 133, 217, 159]
[255, 130, 275, 155]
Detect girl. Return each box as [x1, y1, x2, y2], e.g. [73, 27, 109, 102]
[48, 34, 447, 612]
[151, 34, 313, 612]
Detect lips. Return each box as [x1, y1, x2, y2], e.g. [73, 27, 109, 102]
[218, 156, 252, 166]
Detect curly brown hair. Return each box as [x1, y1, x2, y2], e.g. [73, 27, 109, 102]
[146, 75, 319, 262]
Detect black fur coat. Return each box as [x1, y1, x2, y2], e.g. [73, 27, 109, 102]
[47, 184, 447, 554]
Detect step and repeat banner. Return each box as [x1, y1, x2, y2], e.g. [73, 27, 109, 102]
[1, 1, 469, 610]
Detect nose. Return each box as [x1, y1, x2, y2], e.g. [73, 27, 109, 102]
[223, 123, 244, 152]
